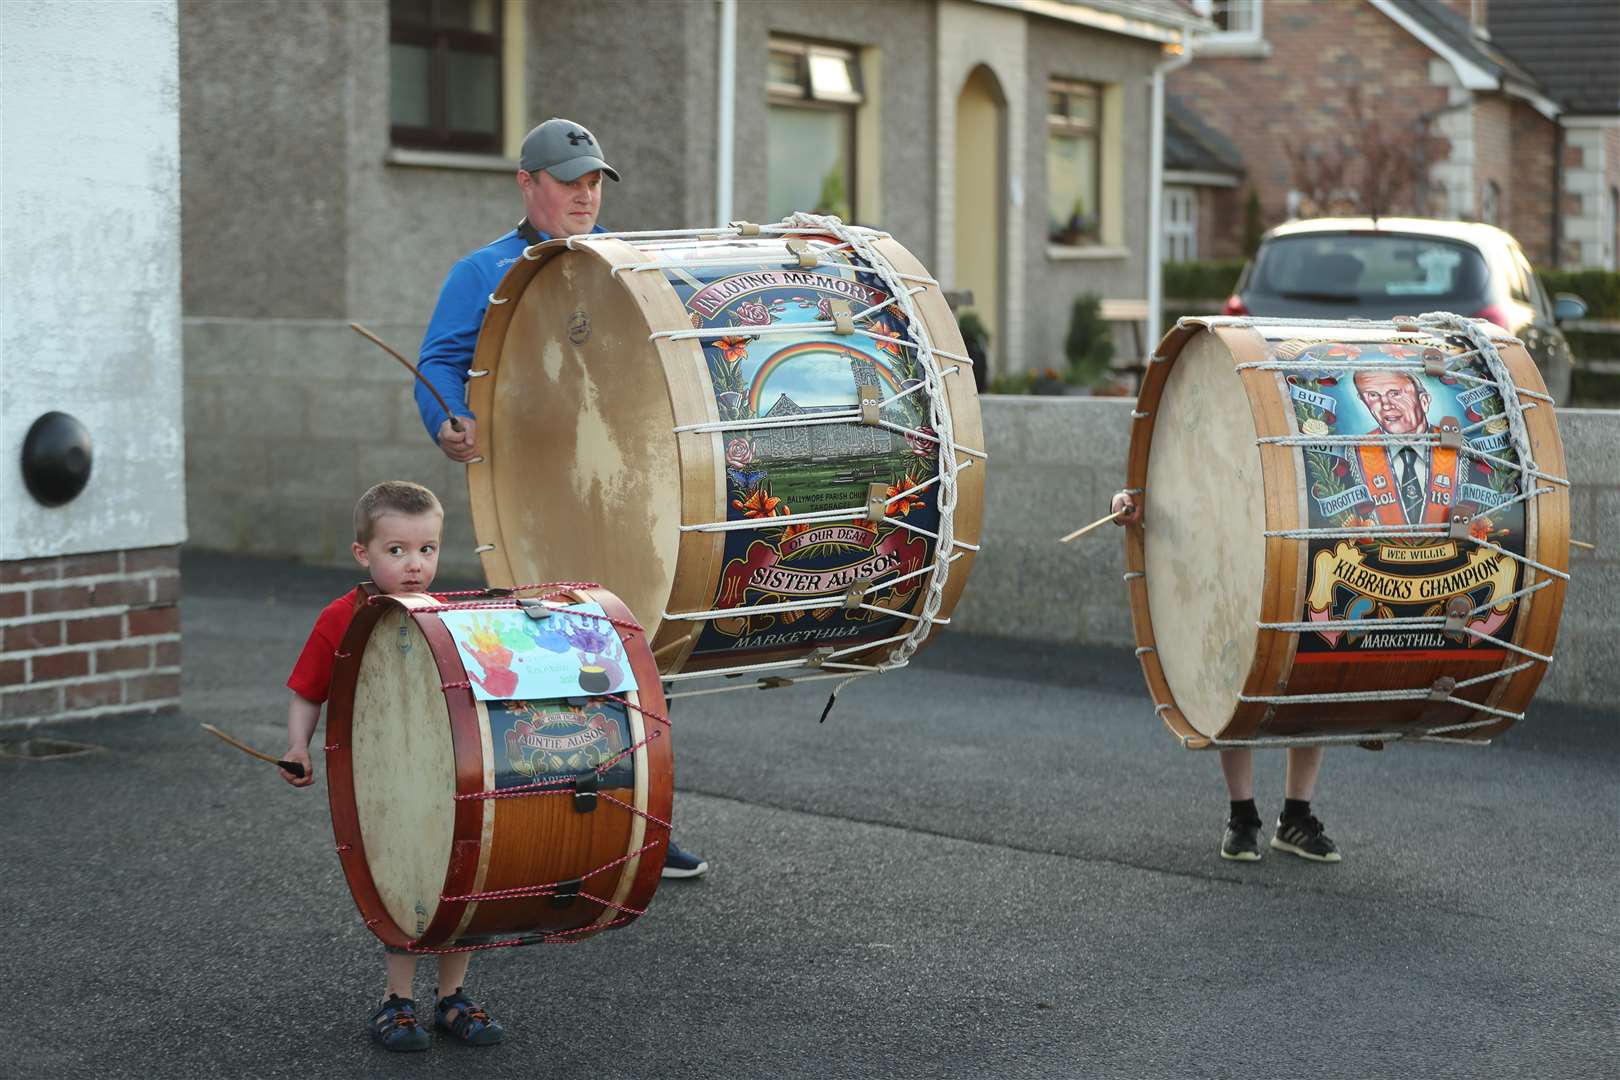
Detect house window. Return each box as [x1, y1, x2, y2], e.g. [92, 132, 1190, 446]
[1164, 186, 1198, 261]
[390, 0, 503, 155]
[1047, 80, 1102, 246]
[768, 38, 863, 221]
[1193, 0, 1263, 40]
[1480, 180, 1501, 226]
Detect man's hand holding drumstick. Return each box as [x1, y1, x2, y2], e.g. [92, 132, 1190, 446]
[436, 417, 479, 463]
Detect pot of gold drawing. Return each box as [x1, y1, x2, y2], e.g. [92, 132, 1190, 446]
[560, 614, 624, 694]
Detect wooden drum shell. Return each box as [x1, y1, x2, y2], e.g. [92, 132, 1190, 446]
[1125, 319, 1568, 746]
[325, 587, 671, 949]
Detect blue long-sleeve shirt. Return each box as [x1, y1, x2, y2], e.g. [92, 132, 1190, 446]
[414, 223, 605, 440]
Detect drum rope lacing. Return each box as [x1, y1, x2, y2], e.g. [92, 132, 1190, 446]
[353, 586, 675, 953]
[1136, 313, 1568, 748]
[539, 215, 978, 710]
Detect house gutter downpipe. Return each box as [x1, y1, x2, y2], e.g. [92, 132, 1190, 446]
[1146, 39, 1194, 351]
[716, 0, 737, 227]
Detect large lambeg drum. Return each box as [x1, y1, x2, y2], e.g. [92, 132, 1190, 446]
[1125, 315, 1569, 746]
[464, 221, 984, 680]
[325, 585, 670, 950]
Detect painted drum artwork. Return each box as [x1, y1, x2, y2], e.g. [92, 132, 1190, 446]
[1125, 315, 1569, 747]
[325, 585, 671, 951]
[465, 220, 984, 681]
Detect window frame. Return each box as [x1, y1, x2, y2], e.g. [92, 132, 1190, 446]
[767, 37, 864, 221]
[1190, 0, 1269, 57]
[389, 0, 505, 156]
[1046, 78, 1104, 249]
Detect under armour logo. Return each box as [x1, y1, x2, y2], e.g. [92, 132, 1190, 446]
[567, 130, 593, 145]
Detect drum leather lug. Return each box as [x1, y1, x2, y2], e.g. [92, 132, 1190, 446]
[829, 299, 855, 335]
[1427, 675, 1457, 702]
[549, 878, 582, 909]
[843, 577, 873, 610]
[858, 384, 881, 425]
[517, 597, 552, 621]
[805, 646, 835, 668]
[865, 481, 887, 522]
[1423, 347, 1447, 377]
[758, 675, 795, 689]
[1448, 511, 1474, 540]
[731, 221, 761, 236]
[1438, 420, 1463, 450]
[572, 770, 599, 813]
[1443, 596, 1471, 633]
[785, 239, 816, 269]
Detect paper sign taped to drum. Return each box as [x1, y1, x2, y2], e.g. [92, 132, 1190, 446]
[659, 240, 943, 660]
[439, 602, 638, 701]
[485, 698, 635, 791]
[1278, 338, 1525, 657]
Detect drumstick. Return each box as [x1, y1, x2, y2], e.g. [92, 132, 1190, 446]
[348, 322, 465, 433]
[1570, 539, 1596, 552]
[200, 723, 306, 779]
[1058, 510, 1125, 544]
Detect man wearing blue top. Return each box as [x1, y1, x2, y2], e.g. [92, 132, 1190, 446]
[415, 117, 710, 880]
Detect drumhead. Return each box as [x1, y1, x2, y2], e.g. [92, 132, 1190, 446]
[1143, 331, 1267, 737]
[350, 605, 456, 938]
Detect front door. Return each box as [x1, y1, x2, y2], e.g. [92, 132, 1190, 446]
[954, 66, 1005, 383]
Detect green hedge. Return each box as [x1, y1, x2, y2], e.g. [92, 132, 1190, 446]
[1542, 269, 1620, 320]
[1162, 259, 1246, 302]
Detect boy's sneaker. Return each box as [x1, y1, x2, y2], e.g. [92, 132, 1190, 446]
[370, 994, 430, 1052]
[662, 838, 709, 879]
[1270, 814, 1342, 862]
[433, 987, 505, 1046]
[1220, 817, 1263, 861]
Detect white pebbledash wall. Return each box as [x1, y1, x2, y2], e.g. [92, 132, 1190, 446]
[0, 0, 185, 561]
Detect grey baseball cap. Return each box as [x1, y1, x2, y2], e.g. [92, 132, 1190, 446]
[520, 118, 620, 182]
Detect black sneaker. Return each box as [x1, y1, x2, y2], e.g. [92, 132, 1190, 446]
[1271, 814, 1342, 863]
[661, 838, 709, 879]
[1221, 817, 1263, 861]
[370, 994, 431, 1052]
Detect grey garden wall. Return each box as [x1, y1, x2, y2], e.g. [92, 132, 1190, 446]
[949, 398, 1620, 711]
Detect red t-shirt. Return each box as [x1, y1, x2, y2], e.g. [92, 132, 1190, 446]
[287, 587, 365, 704]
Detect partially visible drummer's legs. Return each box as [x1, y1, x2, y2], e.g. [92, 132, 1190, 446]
[1217, 750, 1262, 861]
[1283, 746, 1324, 801]
[1218, 748, 1254, 800]
[385, 950, 416, 999]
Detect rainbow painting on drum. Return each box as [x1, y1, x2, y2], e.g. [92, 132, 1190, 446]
[658, 239, 941, 661]
[1274, 335, 1527, 659]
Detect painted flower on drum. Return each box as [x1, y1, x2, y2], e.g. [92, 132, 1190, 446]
[734, 300, 771, 326]
[906, 425, 939, 457]
[1468, 515, 1506, 542]
[815, 297, 833, 322]
[885, 475, 927, 517]
[725, 437, 755, 469]
[733, 488, 787, 518]
[714, 336, 753, 364]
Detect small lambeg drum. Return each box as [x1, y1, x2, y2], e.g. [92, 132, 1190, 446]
[465, 219, 984, 677]
[325, 585, 670, 951]
[1126, 315, 1569, 747]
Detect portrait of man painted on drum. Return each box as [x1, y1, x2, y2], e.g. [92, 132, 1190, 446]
[657, 237, 944, 661]
[1274, 338, 1527, 659]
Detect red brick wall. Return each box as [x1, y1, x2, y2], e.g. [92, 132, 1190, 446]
[0, 546, 181, 726]
[1169, 3, 1453, 257]
[1474, 94, 1514, 225]
[1508, 100, 1558, 266]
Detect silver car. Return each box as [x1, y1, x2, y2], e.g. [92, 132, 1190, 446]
[1226, 217, 1588, 401]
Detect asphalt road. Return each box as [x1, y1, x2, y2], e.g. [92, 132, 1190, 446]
[2, 551, 1614, 1080]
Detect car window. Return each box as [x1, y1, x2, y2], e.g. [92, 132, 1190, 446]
[1250, 234, 1489, 304]
[1509, 244, 1552, 319]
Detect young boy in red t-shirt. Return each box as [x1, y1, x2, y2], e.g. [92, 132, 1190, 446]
[281, 480, 505, 1052]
